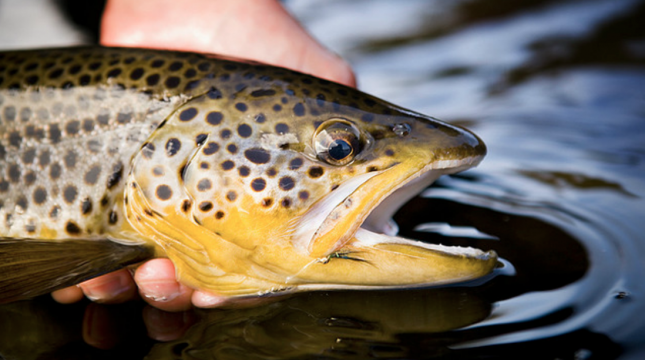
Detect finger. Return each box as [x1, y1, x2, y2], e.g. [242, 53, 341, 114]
[134, 258, 193, 312]
[51, 285, 84, 304]
[79, 269, 138, 304]
[142, 305, 196, 341]
[100, 0, 356, 87]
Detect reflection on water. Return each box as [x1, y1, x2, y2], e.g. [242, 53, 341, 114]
[1, 0, 645, 358]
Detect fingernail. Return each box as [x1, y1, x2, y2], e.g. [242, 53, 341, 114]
[139, 281, 183, 302]
[83, 273, 130, 301]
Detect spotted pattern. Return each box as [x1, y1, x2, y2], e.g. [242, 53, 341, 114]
[0, 46, 407, 245]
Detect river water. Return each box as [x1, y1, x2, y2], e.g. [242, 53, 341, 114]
[1, 0, 644, 359]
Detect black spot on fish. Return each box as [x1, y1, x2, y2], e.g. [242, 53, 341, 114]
[198, 62, 211, 71]
[130, 68, 144, 80]
[84, 165, 101, 185]
[82, 119, 95, 132]
[244, 148, 270, 164]
[279, 177, 295, 191]
[50, 163, 62, 179]
[251, 178, 266, 192]
[255, 113, 266, 123]
[33, 187, 47, 204]
[88, 62, 102, 70]
[199, 201, 213, 212]
[166, 138, 181, 156]
[235, 103, 248, 112]
[251, 89, 276, 97]
[100, 195, 109, 207]
[50, 206, 60, 219]
[185, 80, 201, 91]
[165, 76, 180, 88]
[8, 164, 21, 183]
[281, 198, 292, 208]
[196, 133, 208, 146]
[273, 104, 282, 112]
[106, 162, 123, 189]
[79, 74, 91, 85]
[181, 199, 192, 212]
[81, 198, 93, 215]
[262, 198, 273, 207]
[238, 124, 252, 138]
[156, 184, 173, 200]
[146, 74, 160, 86]
[22, 148, 36, 164]
[293, 103, 305, 117]
[179, 107, 198, 121]
[66, 221, 82, 235]
[299, 191, 310, 200]
[308, 166, 324, 178]
[197, 178, 212, 192]
[151, 59, 165, 68]
[206, 111, 223, 125]
[215, 211, 225, 219]
[227, 144, 238, 154]
[24, 171, 36, 186]
[288, 158, 303, 170]
[108, 211, 118, 224]
[266, 168, 277, 177]
[184, 69, 196, 78]
[385, 149, 395, 156]
[220, 129, 232, 139]
[238, 166, 250, 177]
[275, 123, 289, 134]
[64, 150, 77, 168]
[107, 68, 122, 78]
[202, 142, 219, 155]
[48, 68, 63, 79]
[168, 61, 183, 71]
[118, 112, 133, 124]
[16, 196, 28, 210]
[8, 131, 21, 148]
[207, 87, 222, 99]
[221, 160, 235, 171]
[226, 191, 237, 202]
[63, 185, 77, 204]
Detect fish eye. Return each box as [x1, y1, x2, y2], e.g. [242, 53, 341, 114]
[314, 119, 363, 166]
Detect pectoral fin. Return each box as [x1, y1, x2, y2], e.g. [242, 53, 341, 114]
[0, 238, 154, 304]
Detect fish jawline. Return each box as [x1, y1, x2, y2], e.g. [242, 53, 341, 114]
[291, 156, 483, 257]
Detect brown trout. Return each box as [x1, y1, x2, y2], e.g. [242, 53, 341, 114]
[0, 47, 496, 303]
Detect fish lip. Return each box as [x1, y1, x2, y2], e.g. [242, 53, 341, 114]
[292, 153, 485, 257]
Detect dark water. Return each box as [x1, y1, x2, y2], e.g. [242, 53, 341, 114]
[1, 0, 644, 358]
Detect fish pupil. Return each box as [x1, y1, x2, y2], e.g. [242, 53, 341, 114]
[328, 139, 352, 161]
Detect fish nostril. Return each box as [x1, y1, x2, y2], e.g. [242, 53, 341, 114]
[392, 123, 411, 137]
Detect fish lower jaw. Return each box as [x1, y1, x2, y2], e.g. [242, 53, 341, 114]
[352, 228, 495, 259]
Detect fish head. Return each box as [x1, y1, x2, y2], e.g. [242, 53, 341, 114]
[128, 63, 496, 295]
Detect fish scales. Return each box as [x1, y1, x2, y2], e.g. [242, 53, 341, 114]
[0, 47, 496, 301]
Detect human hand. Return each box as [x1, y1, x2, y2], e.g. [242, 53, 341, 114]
[52, 0, 356, 311]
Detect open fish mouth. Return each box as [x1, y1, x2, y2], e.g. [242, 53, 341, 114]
[285, 153, 498, 290]
[292, 152, 496, 268]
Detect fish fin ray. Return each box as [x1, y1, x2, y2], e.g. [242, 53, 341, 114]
[0, 237, 154, 304]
